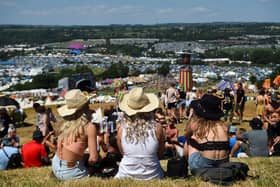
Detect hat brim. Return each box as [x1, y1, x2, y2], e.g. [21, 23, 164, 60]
[192, 100, 224, 120]
[57, 105, 78, 117]
[119, 93, 159, 116]
[57, 98, 88, 117]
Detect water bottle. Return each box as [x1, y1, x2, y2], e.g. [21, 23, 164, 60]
[109, 121, 114, 133]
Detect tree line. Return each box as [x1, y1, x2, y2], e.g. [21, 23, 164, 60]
[1, 23, 280, 46]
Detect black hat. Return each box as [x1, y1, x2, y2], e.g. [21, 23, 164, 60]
[191, 94, 224, 120]
[32, 130, 43, 139]
[249, 117, 263, 130]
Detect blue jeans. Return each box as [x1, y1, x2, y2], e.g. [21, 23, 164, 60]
[189, 152, 228, 171]
[52, 154, 89, 180]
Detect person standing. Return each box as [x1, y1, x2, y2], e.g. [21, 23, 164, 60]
[223, 88, 234, 122]
[235, 82, 246, 123]
[115, 87, 165, 179]
[52, 89, 98, 180]
[166, 82, 180, 120]
[256, 89, 266, 119]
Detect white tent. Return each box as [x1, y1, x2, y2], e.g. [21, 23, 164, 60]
[204, 71, 218, 79]
[225, 71, 236, 77]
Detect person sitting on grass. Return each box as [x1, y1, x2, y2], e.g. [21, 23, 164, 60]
[115, 87, 165, 179]
[0, 124, 20, 148]
[230, 117, 269, 157]
[52, 89, 98, 180]
[183, 94, 229, 173]
[21, 130, 50, 168]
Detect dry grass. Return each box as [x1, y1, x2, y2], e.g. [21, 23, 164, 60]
[1, 157, 280, 187]
[5, 100, 280, 186]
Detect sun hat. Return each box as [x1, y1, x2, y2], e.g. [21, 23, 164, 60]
[214, 90, 225, 100]
[119, 87, 159, 116]
[57, 89, 89, 117]
[191, 94, 224, 120]
[229, 125, 237, 133]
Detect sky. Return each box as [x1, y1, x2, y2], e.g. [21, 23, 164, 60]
[0, 0, 279, 25]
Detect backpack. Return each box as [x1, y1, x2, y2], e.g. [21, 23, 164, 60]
[244, 95, 248, 102]
[166, 157, 188, 178]
[191, 162, 249, 185]
[2, 148, 22, 169]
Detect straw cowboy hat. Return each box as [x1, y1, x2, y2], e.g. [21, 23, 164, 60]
[119, 87, 159, 116]
[57, 89, 89, 117]
[191, 94, 224, 120]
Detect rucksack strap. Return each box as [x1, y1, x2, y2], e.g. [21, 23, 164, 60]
[2, 147, 10, 159]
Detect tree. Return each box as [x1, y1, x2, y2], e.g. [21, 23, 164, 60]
[249, 75, 257, 84]
[100, 62, 129, 79]
[158, 62, 170, 77]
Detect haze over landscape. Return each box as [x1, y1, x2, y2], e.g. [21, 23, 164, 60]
[0, 0, 279, 25]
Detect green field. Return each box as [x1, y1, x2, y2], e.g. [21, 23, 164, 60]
[2, 100, 280, 187]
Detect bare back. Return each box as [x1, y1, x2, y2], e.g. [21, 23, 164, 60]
[188, 121, 229, 160]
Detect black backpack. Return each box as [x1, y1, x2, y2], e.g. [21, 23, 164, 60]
[166, 157, 188, 178]
[2, 148, 22, 169]
[191, 162, 249, 185]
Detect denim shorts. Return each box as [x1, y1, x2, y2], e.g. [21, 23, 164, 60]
[188, 152, 228, 171]
[52, 154, 89, 180]
[176, 100, 186, 108]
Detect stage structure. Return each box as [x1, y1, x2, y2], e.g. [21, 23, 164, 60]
[178, 52, 193, 92]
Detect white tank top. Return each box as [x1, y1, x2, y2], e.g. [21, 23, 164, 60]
[115, 122, 164, 179]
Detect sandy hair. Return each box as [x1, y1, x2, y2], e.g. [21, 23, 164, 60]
[57, 106, 90, 144]
[123, 112, 156, 144]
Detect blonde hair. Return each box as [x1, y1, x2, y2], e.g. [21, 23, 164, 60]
[188, 114, 226, 140]
[124, 113, 156, 144]
[58, 108, 90, 144]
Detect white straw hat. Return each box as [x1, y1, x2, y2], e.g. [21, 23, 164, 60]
[119, 87, 159, 116]
[57, 89, 89, 117]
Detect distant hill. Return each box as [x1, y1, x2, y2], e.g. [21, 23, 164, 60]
[1, 22, 280, 46]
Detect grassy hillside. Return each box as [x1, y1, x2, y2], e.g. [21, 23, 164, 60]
[4, 100, 280, 186]
[1, 157, 280, 187]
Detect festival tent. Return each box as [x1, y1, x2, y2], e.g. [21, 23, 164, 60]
[204, 71, 218, 79]
[0, 96, 20, 109]
[68, 43, 85, 50]
[224, 71, 236, 77]
[216, 80, 235, 91]
[263, 79, 271, 89]
[273, 75, 280, 86]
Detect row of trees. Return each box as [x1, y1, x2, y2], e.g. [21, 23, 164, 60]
[1, 23, 280, 46]
[10, 61, 171, 91]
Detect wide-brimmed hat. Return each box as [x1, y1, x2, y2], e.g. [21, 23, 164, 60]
[57, 89, 89, 117]
[119, 87, 159, 116]
[191, 94, 224, 120]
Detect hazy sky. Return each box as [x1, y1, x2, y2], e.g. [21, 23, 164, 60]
[0, 0, 279, 25]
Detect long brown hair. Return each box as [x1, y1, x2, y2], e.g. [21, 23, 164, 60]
[187, 114, 226, 140]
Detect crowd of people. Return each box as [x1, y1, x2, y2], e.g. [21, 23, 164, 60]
[0, 82, 280, 181]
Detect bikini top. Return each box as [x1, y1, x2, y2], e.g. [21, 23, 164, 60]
[189, 138, 229, 151]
